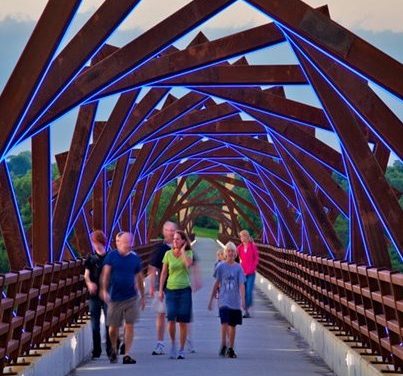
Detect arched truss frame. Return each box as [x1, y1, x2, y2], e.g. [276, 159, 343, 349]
[0, 0, 401, 269]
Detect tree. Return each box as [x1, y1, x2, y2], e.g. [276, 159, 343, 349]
[7, 151, 32, 177]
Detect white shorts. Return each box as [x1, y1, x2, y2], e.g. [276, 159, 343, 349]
[152, 296, 166, 314]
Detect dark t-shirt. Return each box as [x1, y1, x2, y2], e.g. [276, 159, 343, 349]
[84, 252, 106, 291]
[104, 250, 142, 302]
[150, 242, 171, 271]
[150, 242, 171, 290]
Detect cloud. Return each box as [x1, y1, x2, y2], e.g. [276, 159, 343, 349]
[1, 0, 402, 33]
[304, 0, 403, 33]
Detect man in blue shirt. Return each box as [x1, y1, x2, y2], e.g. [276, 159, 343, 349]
[101, 232, 145, 364]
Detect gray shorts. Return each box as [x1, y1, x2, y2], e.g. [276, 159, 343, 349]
[107, 297, 139, 327]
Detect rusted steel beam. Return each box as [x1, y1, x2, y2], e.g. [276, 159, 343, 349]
[274, 139, 343, 258]
[52, 103, 97, 261]
[141, 103, 239, 144]
[105, 153, 130, 236]
[349, 193, 367, 265]
[0, 161, 31, 269]
[92, 170, 107, 233]
[291, 36, 403, 160]
[238, 105, 344, 174]
[108, 145, 154, 237]
[118, 92, 208, 156]
[72, 210, 92, 256]
[69, 91, 139, 229]
[17, 0, 141, 143]
[193, 87, 330, 130]
[144, 65, 307, 86]
[246, 0, 403, 98]
[206, 178, 259, 213]
[110, 88, 170, 159]
[130, 173, 162, 237]
[178, 119, 266, 136]
[0, 0, 80, 159]
[258, 174, 300, 249]
[30, 0, 237, 130]
[210, 180, 261, 235]
[121, 200, 131, 232]
[95, 22, 285, 98]
[293, 46, 403, 256]
[92, 121, 108, 233]
[31, 128, 51, 264]
[148, 190, 162, 239]
[345, 159, 390, 268]
[374, 143, 390, 173]
[279, 137, 348, 216]
[130, 178, 148, 235]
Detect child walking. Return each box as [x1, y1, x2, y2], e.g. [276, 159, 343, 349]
[208, 241, 245, 358]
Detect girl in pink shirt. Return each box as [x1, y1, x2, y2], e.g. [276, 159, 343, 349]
[236, 230, 259, 318]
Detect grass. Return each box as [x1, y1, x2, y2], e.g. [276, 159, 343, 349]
[193, 226, 219, 239]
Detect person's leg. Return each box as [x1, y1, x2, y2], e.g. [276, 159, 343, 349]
[168, 320, 176, 342]
[157, 312, 165, 341]
[89, 297, 102, 357]
[178, 323, 187, 351]
[221, 324, 228, 348]
[228, 326, 236, 348]
[244, 273, 256, 316]
[123, 323, 134, 356]
[109, 326, 119, 352]
[168, 321, 177, 358]
[102, 302, 112, 356]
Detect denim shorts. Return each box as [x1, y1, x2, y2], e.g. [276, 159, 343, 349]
[165, 287, 192, 323]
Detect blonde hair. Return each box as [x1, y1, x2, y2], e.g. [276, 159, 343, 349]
[239, 229, 252, 242]
[224, 241, 237, 254]
[216, 248, 225, 260]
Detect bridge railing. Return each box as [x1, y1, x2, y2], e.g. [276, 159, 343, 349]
[218, 234, 402, 371]
[0, 242, 157, 373]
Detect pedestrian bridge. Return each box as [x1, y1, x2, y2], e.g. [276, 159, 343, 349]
[1, 237, 401, 376]
[73, 238, 332, 376]
[0, 0, 402, 375]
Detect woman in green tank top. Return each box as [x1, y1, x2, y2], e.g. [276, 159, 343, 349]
[159, 230, 193, 359]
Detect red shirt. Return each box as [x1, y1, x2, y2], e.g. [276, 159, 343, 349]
[237, 242, 259, 275]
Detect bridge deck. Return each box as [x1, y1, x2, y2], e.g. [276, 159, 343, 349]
[73, 238, 332, 376]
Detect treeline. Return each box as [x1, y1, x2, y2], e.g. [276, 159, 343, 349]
[0, 152, 402, 272]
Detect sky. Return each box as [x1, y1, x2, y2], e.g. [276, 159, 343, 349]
[0, 0, 402, 163]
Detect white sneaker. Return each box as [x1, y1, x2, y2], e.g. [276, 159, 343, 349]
[169, 344, 177, 359]
[186, 339, 196, 353]
[152, 342, 165, 355]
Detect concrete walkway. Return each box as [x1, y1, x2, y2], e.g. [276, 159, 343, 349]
[72, 238, 333, 376]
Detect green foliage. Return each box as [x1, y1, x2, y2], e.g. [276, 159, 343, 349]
[386, 160, 403, 195]
[389, 245, 403, 272]
[232, 185, 262, 239]
[193, 226, 218, 239]
[0, 237, 10, 273]
[334, 214, 349, 248]
[7, 151, 31, 177]
[332, 172, 349, 192]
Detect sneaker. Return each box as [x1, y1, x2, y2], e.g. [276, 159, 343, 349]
[243, 312, 251, 318]
[119, 343, 126, 355]
[186, 339, 196, 353]
[227, 348, 237, 358]
[152, 342, 165, 355]
[109, 351, 118, 363]
[169, 344, 177, 359]
[177, 350, 185, 360]
[219, 345, 227, 357]
[122, 355, 136, 364]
